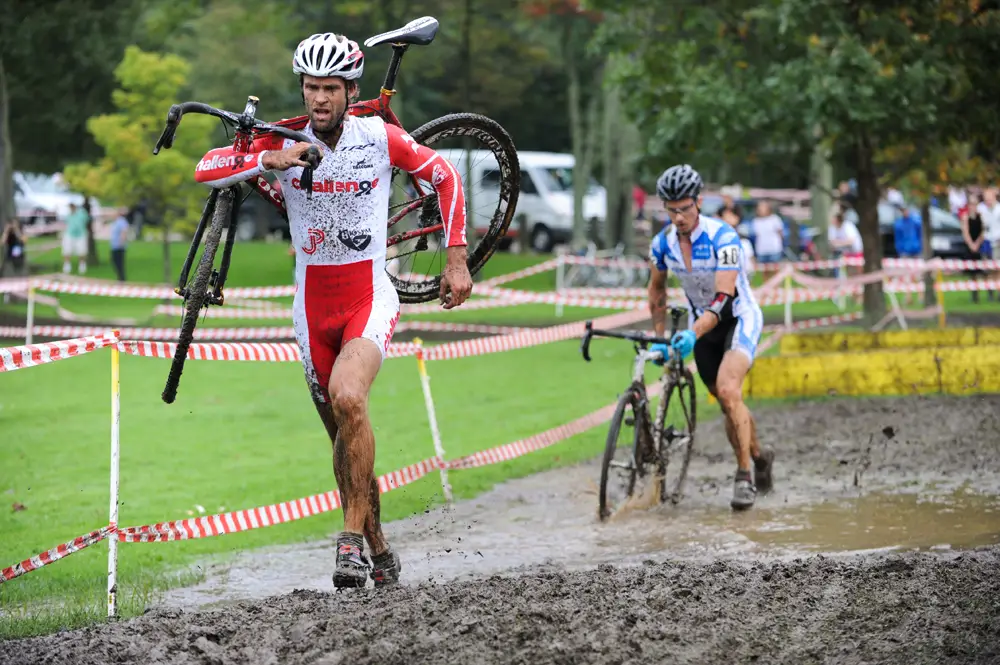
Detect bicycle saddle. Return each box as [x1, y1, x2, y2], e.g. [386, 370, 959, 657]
[364, 16, 439, 48]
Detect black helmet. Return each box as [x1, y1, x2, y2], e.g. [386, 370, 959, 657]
[656, 164, 704, 201]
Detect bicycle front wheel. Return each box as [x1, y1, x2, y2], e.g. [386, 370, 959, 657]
[385, 112, 520, 304]
[656, 367, 698, 505]
[598, 383, 655, 521]
[161, 187, 234, 404]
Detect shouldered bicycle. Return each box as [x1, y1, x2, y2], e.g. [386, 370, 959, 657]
[151, 16, 521, 404]
[580, 306, 698, 521]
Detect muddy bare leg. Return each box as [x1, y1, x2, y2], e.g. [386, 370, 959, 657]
[328, 338, 387, 555]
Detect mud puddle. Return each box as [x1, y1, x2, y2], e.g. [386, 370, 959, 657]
[4, 393, 1000, 664]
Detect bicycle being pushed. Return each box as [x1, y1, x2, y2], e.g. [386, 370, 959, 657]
[580, 306, 698, 521]
[151, 16, 521, 404]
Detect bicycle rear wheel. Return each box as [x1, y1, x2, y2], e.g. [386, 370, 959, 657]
[386, 112, 520, 304]
[161, 187, 234, 404]
[656, 367, 698, 504]
[598, 383, 655, 521]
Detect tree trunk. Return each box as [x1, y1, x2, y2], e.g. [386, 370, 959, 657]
[853, 132, 886, 323]
[602, 79, 621, 249]
[809, 127, 833, 256]
[0, 56, 13, 221]
[921, 199, 937, 305]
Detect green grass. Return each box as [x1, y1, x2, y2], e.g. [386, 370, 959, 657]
[0, 334, 719, 638]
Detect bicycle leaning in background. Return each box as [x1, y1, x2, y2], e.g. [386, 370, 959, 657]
[580, 306, 698, 521]
[151, 16, 521, 404]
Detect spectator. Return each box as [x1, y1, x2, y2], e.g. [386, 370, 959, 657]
[961, 192, 991, 303]
[977, 186, 1000, 299]
[109, 207, 130, 282]
[632, 184, 647, 222]
[828, 207, 864, 290]
[62, 202, 90, 274]
[893, 204, 923, 306]
[750, 200, 785, 279]
[837, 180, 858, 213]
[949, 185, 969, 217]
[719, 194, 742, 226]
[1, 217, 26, 277]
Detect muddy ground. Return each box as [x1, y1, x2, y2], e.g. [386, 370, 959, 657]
[3, 394, 1000, 664]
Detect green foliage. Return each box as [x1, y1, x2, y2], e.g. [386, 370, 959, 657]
[62, 46, 216, 234]
[1, 0, 145, 172]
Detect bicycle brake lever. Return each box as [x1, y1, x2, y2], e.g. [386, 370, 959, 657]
[153, 105, 182, 155]
[300, 145, 323, 200]
[580, 320, 593, 362]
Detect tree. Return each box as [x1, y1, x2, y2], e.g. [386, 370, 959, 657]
[62, 46, 216, 283]
[526, 0, 606, 249]
[588, 0, 1000, 323]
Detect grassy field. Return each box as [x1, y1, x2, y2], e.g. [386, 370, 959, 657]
[0, 324, 719, 638]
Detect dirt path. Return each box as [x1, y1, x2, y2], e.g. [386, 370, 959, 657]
[3, 394, 1000, 664]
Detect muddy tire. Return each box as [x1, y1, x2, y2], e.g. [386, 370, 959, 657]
[388, 113, 520, 304]
[658, 367, 698, 504]
[161, 188, 232, 404]
[598, 384, 650, 521]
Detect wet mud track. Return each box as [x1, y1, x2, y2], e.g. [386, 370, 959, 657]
[5, 394, 1000, 664]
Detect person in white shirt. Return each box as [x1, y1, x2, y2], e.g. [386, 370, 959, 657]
[976, 186, 1000, 288]
[750, 200, 785, 279]
[828, 208, 864, 305]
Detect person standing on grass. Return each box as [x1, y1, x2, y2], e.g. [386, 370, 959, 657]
[109, 208, 130, 282]
[1, 217, 27, 277]
[61, 202, 90, 275]
[961, 192, 992, 303]
[893, 203, 923, 306]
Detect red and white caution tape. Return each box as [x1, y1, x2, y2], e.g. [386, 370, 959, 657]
[763, 311, 864, 333]
[0, 527, 113, 584]
[0, 331, 119, 373]
[479, 257, 562, 287]
[117, 458, 441, 543]
[0, 325, 296, 341]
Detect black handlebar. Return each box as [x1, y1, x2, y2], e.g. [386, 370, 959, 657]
[152, 98, 325, 199]
[580, 306, 689, 362]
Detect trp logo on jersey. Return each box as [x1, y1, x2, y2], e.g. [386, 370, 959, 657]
[290, 177, 380, 196]
[196, 153, 257, 172]
[301, 228, 326, 255]
[432, 163, 447, 187]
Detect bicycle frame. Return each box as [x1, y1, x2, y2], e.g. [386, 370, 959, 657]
[246, 43, 440, 249]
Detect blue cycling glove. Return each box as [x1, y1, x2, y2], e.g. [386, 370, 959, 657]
[670, 329, 697, 359]
[650, 342, 670, 366]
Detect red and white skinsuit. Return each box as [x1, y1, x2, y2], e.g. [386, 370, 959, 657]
[194, 114, 467, 403]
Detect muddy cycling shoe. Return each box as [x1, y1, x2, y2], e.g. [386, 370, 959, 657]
[370, 547, 402, 587]
[730, 469, 757, 511]
[753, 447, 775, 495]
[332, 532, 371, 589]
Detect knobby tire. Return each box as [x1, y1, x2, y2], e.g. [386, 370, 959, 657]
[393, 112, 520, 304]
[659, 368, 698, 504]
[599, 386, 643, 522]
[161, 188, 234, 404]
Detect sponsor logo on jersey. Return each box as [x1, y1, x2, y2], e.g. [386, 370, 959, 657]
[339, 143, 373, 152]
[195, 153, 257, 172]
[431, 163, 448, 187]
[354, 159, 374, 169]
[290, 177, 379, 196]
[301, 228, 326, 255]
[337, 229, 372, 252]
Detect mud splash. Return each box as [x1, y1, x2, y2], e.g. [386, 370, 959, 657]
[3, 393, 1000, 664]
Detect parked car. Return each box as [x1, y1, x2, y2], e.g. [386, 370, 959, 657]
[843, 203, 967, 259]
[14, 172, 103, 225]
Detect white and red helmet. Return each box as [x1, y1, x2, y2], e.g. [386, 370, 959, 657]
[292, 33, 364, 80]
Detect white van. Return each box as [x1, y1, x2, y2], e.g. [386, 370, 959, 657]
[431, 149, 607, 252]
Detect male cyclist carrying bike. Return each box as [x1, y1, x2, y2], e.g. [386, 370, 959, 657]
[192, 32, 474, 588]
[647, 164, 774, 510]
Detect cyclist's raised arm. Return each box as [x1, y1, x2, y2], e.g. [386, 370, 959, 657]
[385, 123, 468, 249]
[647, 235, 670, 336]
[192, 134, 287, 189]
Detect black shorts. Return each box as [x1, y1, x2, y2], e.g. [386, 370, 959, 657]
[692, 317, 739, 390]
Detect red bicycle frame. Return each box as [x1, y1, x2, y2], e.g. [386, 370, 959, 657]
[234, 43, 439, 248]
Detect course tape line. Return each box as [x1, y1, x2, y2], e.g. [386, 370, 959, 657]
[0, 331, 119, 373]
[0, 527, 112, 584]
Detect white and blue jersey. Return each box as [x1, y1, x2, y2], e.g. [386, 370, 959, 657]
[650, 215, 763, 362]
